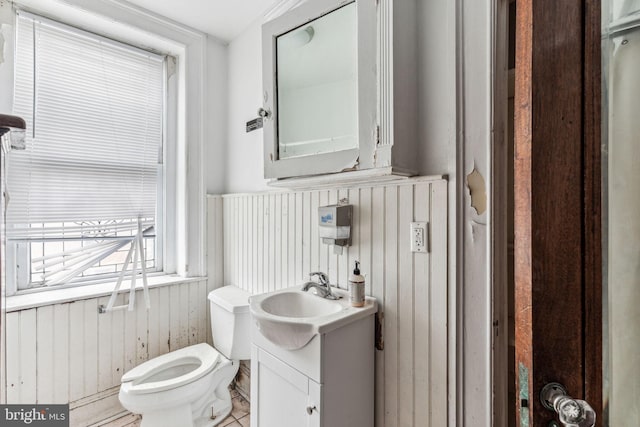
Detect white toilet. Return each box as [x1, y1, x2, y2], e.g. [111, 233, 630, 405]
[118, 286, 251, 427]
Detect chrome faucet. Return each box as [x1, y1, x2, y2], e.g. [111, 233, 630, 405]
[302, 272, 339, 300]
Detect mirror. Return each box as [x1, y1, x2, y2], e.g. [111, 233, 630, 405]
[276, 3, 357, 159]
[262, 0, 377, 180]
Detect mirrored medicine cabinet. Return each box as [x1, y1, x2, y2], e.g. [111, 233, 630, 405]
[262, 0, 420, 183]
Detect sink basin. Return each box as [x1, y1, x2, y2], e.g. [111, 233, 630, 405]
[250, 286, 377, 350]
[260, 291, 343, 318]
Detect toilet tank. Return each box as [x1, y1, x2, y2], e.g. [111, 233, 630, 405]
[208, 286, 252, 360]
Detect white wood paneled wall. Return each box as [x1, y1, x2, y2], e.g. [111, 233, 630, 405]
[4, 279, 211, 424]
[221, 177, 448, 427]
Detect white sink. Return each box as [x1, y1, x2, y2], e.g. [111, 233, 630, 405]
[250, 286, 377, 350]
[260, 291, 343, 318]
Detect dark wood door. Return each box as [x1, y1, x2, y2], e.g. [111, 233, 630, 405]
[513, 0, 602, 426]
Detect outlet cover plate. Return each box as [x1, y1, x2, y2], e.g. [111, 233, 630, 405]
[410, 222, 428, 253]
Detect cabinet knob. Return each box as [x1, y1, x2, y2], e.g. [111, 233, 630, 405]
[258, 107, 271, 119]
[306, 406, 317, 415]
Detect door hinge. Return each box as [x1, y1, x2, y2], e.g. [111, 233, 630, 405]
[519, 362, 530, 427]
[376, 125, 381, 146]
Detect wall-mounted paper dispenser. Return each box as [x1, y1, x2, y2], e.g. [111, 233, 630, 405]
[319, 205, 352, 254]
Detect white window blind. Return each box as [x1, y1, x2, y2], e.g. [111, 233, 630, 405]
[7, 11, 165, 288]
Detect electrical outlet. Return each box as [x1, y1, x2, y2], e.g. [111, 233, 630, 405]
[410, 222, 428, 253]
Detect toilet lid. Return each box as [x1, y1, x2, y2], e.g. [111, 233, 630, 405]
[122, 343, 221, 395]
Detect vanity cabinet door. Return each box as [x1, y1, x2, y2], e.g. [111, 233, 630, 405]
[252, 346, 321, 427]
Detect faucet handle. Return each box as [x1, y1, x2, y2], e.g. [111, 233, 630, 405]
[309, 272, 329, 285]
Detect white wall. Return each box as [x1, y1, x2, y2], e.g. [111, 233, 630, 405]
[610, 0, 640, 21]
[226, 20, 270, 193]
[219, 178, 448, 427]
[223, 1, 497, 425]
[607, 26, 640, 425]
[416, 0, 457, 175]
[4, 279, 212, 425]
[0, 4, 14, 113]
[206, 36, 229, 194]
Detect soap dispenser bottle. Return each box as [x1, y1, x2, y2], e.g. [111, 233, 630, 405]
[349, 261, 365, 307]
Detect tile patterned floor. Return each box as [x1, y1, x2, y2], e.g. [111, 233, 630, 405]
[221, 389, 251, 426]
[104, 389, 250, 427]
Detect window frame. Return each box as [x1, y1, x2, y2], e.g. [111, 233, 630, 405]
[1, 0, 209, 301]
[4, 10, 179, 296]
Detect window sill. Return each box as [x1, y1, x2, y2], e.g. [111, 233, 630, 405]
[5, 275, 207, 313]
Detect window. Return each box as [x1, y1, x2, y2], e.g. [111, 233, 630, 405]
[6, 11, 166, 292]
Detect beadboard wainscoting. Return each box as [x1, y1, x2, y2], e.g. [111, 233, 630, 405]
[219, 177, 448, 427]
[3, 279, 212, 426]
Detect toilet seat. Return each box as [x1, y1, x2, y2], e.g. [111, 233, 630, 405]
[121, 343, 221, 395]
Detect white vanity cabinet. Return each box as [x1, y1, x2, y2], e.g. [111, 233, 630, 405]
[250, 314, 375, 427]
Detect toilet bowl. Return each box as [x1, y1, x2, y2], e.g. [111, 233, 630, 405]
[118, 286, 251, 427]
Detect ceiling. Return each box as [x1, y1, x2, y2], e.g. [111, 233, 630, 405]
[123, 0, 282, 42]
